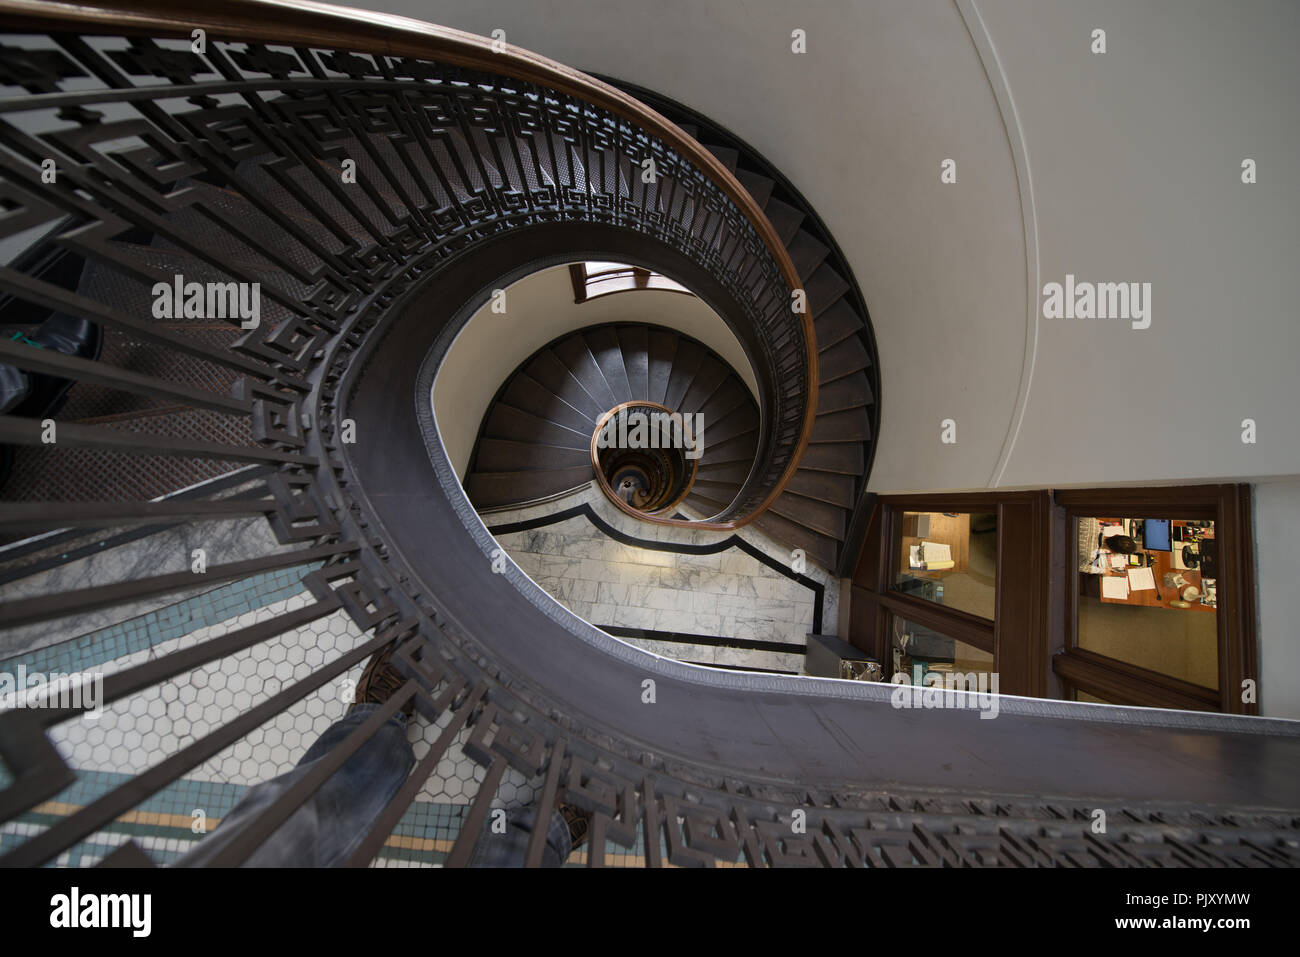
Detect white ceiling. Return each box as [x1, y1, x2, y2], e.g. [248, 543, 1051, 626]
[350, 0, 1300, 490]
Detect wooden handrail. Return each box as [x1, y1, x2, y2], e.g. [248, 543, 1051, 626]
[0, 0, 818, 527]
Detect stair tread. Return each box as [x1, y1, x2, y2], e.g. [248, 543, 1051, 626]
[692, 460, 752, 484]
[678, 356, 730, 413]
[689, 477, 743, 493]
[684, 489, 733, 517]
[584, 327, 634, 404]
[704, 143, 739, 172]
[770, 490, 847, 540]
[810, 407, 872, 444]
[819, 335, 871, 383]
[752, 511, 838, 569]
[815, 373, 872, 414]
[646, 328, 678, 406]
[474, 438, 592, 472]
[798, 442, 865, 475]
[617, 325, 650, 398]
[805, 262, 851, 316]
[530, 345, 612, 416]
[787, 229, 832, 283]
[501, 374, 596, 433]
[814, 299, 865, 349]
[703, 403, 758, 445]
[697, 377, 750, 425]
[485, 404, 591, 450]
[735, 168, 775, 209]
[699, 431, 757, 466]
[466, 467, 592, 509]
[764, 197, 804, 245]
[786, 469, 859, 509]
[663, 339, 706, 411]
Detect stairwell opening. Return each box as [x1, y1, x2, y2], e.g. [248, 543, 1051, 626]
[592, 402, 700, 516]
[420, 254, 840, 675]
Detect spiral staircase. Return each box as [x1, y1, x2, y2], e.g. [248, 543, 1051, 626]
[0, 0, 1297, 870]
[466, 322, 760, 516]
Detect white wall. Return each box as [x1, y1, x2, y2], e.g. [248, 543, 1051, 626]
[433, 264, 755, 477]
[974, 0, 1300, 490]
[1253, 481, 1300, 718]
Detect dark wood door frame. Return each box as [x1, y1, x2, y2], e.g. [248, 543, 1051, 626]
[850, 484, 1256, 712]
[1052, 484, 1258, 715]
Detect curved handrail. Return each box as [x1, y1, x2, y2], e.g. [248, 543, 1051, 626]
[0, 0, 818, 528]
[2, 7, 1298, 873]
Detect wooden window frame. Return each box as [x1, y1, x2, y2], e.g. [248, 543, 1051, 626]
[1051, 484, 1257, 714]
[850, 490, 1052, 698]
[568, 262, 693, 304]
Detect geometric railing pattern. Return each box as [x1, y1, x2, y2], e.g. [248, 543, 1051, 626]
[1, 6, 1298, 867]
[0, 11, 806, 866]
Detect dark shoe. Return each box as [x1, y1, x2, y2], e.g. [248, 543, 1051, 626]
[3, 313, 101, 420]
[0, 314, 102, 491]
[0, 359, 28, 415]
[350, 642, 415, 718]
[557, 802, 590, 851]
[0, 356, 29, 490]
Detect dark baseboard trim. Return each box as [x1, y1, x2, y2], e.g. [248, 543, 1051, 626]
[596, 624, 806, 657]
[680, 660, 800, 676]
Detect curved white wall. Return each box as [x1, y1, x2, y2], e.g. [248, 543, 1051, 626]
[433, 264, 755, 478]
[973, 0, 1300, 490]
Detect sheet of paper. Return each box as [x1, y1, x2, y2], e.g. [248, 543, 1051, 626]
[1101, 525, 1126, 541]
[1110, 554, 1127, 569]
[909, 545, 923, 568]
[920, 541, 952, 563]
[1128, 567, 1156, 591]
[1101, 576, 1130, 600]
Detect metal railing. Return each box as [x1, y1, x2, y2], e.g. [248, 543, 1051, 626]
[0, 1, 1297, 869]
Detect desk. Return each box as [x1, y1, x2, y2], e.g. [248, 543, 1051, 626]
[1084, 518, 1215, 612]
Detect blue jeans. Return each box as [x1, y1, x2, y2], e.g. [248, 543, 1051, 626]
[176, 705, 572, 867]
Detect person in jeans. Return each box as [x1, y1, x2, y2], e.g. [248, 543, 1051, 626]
[177, 644, 589, 867]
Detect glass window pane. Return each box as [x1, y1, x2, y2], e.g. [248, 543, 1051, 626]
[892, 511, 997, 619]
[887, 616, 994, 686]
[644, 274, 689, 294]
[585, 260, 634, 275]
[1074, 516, 1219, 689]
[585, 274, 638, 297]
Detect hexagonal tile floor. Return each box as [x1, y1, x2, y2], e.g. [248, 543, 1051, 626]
[0, 575, 560, 866]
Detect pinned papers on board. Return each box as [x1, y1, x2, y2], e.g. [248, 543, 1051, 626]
[1101, 576, 1130, 600]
